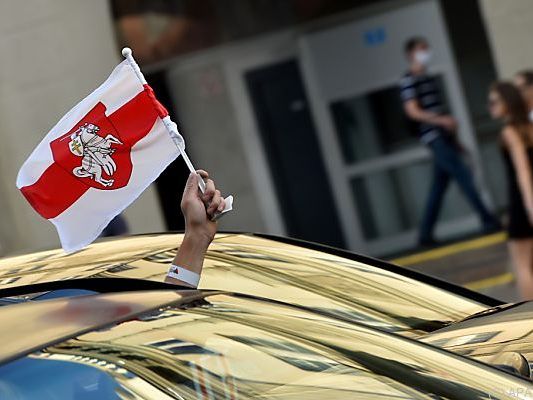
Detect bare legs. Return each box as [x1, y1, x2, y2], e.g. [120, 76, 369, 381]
[508, 239, 533, 300]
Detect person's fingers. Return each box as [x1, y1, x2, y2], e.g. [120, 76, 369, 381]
[181, 172, 199, 212]
[202, 179, 216, 203]
[208, 190, 222, 215]
[196, 169, 209, 179]
[217, 198, 226, 213]
[196, 171, 209, 194]
[183, 172, 198, 199]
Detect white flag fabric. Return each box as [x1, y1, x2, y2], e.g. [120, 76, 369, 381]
[17, 60, 183, 252]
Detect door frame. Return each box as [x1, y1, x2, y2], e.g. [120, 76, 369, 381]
[223, 33, 301, 237]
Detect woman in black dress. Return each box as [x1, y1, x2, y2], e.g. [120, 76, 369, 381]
[489, 82, 533, 300]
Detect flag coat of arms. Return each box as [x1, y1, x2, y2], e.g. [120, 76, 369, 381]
[16, 59, 183, 252]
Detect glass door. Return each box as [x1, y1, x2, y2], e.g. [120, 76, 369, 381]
[329, 81, 474, 253]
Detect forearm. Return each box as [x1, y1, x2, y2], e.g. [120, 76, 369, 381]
[410, 109, 444, 124]
[165, 231, 211, 287]
[518, 171, 533, 212]
[510, 148, 533, 212]
[165, 170, 221, 288]
[404, 101, 446, 125]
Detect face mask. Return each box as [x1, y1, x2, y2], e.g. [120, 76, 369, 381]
[414, 50, 432, 66]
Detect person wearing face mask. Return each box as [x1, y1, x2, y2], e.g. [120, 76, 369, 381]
[513, 70, 533, 122]
[399, 36, 500, 247]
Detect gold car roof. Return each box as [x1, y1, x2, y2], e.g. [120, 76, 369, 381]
[1, 290, 530, 399]
[0, 233, 495, 337]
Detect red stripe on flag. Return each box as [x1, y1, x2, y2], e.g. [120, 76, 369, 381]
[21, 88, 163, 220]
[20, 164, 87, 219]
[143, 84, 169, 119]
[108, 87, 161, 146]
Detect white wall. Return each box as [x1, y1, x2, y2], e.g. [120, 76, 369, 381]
[480, 0, 533, 78]
[0, 0, 165, 254]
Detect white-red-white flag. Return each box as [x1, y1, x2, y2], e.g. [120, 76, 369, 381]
[16, 60, 183, 252]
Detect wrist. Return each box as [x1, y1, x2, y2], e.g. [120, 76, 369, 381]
[184, 228, 213, 249]
[172, 229, 212, 277]
[166, 264, 200, 288]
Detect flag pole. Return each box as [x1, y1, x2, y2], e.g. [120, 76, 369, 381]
[121, 47, 233, 219]
[121, 47, 205, 193]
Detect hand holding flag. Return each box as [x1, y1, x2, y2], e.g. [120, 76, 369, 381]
[164, 169, 224, 288]
[17, 48, 233, 252]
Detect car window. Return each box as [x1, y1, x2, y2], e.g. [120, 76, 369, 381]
[0, 289, 99, 306]
[0, 356, 125, 400]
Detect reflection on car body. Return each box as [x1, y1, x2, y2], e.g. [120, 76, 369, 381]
[0, 233, 495, 336]
[0, 233, 531, 399]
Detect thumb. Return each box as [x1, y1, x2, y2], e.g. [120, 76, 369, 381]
[183, 172, 199, 200]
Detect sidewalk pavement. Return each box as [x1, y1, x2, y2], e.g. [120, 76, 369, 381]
[390, 233, 519, 303]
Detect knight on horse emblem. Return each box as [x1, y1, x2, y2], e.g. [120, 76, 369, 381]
[68, 123, 123, 187]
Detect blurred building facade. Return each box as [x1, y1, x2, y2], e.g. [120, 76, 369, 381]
[0, 0, 532, 256]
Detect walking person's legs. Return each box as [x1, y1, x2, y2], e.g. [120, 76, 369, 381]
[508, 239, 533, 300]
[453, 163, 500, 228]
[419, 162, 450, 245]
[432, 136, 500, 229]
